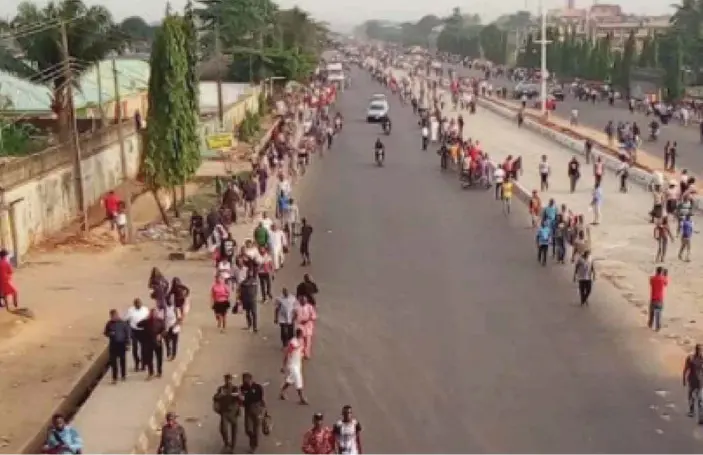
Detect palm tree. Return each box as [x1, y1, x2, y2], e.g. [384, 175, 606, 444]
[0, 0, 124, 140]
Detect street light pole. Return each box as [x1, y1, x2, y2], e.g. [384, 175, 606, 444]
[536, 0, 551, 115]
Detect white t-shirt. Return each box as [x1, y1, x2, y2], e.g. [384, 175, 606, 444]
[539, 161, 550, 175]
[494, 168, 506, 183]
[261, 217, 274, 231]
[286, 337, 303, 369]
[115, 212, 127, 227]
[125, 306, 149, 330]
[217, 260, 231, 280]
[421, 126, 429, 138]
[277, 179, 292, 196]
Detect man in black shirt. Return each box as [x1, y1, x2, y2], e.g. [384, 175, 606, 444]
[189, 211, 206, 251]
[240, 275, 259, 332]
[299, 218, 313, 266]
[104, 309, 130, 383]
[684, 344, 703, 421]
[213, 374, 240, 451]
[240, 372, 265, 453]
[296, 274, 319, 306]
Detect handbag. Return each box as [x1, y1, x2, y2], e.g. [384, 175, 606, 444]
[261, 411, 273, 435]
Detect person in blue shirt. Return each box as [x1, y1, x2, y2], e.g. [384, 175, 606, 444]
[679, 215, 694, 262]
[542, 199, 557, 227]
[43, 413, 83, 454]
[536, 220, 552, 266]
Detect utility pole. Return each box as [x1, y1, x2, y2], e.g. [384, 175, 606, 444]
[60, 21, 88, 232]
[112, 59, 134, 243]
[96, 62, 105, 126]
[214, 21, 224, 130]
[535, 0, 551, 115]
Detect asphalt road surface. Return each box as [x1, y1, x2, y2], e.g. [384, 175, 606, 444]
[172, 68, 702, 453]
[457, 65, 703, 177]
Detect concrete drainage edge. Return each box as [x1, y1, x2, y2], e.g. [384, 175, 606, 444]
[132, 328, 204, 454]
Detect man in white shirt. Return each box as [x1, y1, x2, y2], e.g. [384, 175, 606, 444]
[268, 223, 288, 270]
[124, 298, 149, 370]
[284, 198, 300, 245]
[259, 211, 274, 232]
[279, 328, 307, 404]
[538, 155, 551, 191]
[493, 165, 506, 200]
[421, 125, 429, 151]
[274, 288, 297, 347]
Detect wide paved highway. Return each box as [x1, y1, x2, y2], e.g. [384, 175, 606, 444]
[461, 66, 703, 177]
[172, 68, 701, 453]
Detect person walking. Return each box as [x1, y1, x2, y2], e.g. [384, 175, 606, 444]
[240, 272, 259, 332]
[501, 177, 513, 215]
[42, 413, 83, 455]
[279, 328, 308, 404]
[257, 247, 275, 301]
[211, 274, 231, 332]
[654, 216, 674, 263]
[241, 372, 266, 453]
[538, 155, 550, 191]
[275, 288, 297, 348]
[125, 298, 149, 371]
[573, 251, 595, 306]
[683, 344, 703, 422]
[158, 412, 187, 454]
[104, 309, 130, 383]
[590, 183, 602, 225]
[536, 220, 551, 266]
[679, 214, 694, 261]
[302, 413, 334, 454]
[213, 374, 241, 452]
[332, 406, 363, 455]
[648, 266, 668, 332]
[299, 218, 314, 266]
[140, 308, 166, 379]
[295, 295, 318, 359]
[567, 157, 580, 193]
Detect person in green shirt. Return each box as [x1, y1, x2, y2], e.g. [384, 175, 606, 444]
[254, 222, 269, 247]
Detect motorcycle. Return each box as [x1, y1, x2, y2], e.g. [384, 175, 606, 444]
[375, 147, 385, 167]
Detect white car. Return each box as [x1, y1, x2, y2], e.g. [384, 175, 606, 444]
[370, 93, 387, 102]
[366, 100, 389, 123]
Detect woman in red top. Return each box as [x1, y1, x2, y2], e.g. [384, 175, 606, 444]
[0, 249, 17, 309]
[211, 274, 231, 332]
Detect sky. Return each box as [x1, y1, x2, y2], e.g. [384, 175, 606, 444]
[0, 0, 677, 33]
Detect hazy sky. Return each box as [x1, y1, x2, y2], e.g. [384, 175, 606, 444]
[0, 0, 676, 31]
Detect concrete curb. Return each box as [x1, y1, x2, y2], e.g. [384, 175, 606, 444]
[132, 328, 204, 454]
[18, 347, 110, 454]
[476, 96, 703, 213]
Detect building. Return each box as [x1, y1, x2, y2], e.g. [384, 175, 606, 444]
[541, 2, 669, 50]
[0, 58, 149, 121]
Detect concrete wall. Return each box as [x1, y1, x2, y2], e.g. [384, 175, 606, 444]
[0, 87, 262, 261]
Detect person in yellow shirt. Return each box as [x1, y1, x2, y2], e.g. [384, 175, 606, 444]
[502, 177, 514, 214]
[449, 143, 458, 165]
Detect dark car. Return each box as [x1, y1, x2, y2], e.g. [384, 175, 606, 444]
[549, 87, 565, 101]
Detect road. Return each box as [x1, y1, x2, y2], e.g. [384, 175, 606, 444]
[172, 68, 702, 453]
[457, 66, 703, 177]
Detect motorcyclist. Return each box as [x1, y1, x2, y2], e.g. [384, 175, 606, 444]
[382, 117, 392, 134]
[374, 138, 385, 163]
[649, 119, 659, 141]
[334, 113, 343, 132]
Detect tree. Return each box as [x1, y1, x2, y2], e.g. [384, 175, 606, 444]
[0, 0, 124, 141]
[144, 14, 200, 224]
[479, 24, 507, 65]
[120, 16, 156, 42]
[660, 33, 685, 102]
[617, 31, 635, 95]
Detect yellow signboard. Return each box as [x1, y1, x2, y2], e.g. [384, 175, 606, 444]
[206, 133, 234, 150]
